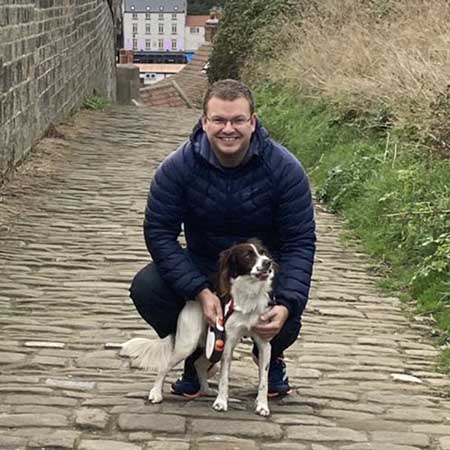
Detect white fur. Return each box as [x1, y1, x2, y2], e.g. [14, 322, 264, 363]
[120, 336, 173, 371]
[212, 273, 272, 416]
[120, 252, 273, 416]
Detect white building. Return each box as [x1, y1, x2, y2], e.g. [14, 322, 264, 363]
[123, 0, 187, 52]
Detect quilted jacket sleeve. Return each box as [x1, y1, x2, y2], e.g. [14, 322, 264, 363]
[272, 150, 316, 318]
[143, 147, 210, 299]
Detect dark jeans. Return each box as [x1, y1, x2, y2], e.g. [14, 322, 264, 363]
[129, 262, 302, 361]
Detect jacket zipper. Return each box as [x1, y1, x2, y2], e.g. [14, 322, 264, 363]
[226, 173, 232, 234]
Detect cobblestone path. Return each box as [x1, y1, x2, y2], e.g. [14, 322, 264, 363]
[1, 106, 450, 450]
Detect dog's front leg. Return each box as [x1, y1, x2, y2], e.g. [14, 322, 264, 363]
[212, 334, 238, 412]
[253, 336, 271, 416]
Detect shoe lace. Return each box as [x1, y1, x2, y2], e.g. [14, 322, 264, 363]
[178, 372, 199, 383]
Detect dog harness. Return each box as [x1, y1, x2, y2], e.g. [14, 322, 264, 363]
[205, 298, 234, 364]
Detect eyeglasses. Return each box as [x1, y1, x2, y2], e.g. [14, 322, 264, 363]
[205, 115, 252, 128]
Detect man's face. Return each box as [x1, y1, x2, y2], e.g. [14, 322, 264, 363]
[201, 96, 256, 167]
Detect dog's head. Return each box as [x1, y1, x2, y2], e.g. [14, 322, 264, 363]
[217, 239, 274, 300]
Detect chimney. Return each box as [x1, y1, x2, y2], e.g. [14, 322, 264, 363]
[205, 7, 221, 42]
[126, 50, 134, 64]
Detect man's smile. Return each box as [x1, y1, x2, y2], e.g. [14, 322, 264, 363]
[218, 136, 240, 142]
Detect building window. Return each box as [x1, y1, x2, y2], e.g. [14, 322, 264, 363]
[171, 23, 177, 34]
[132, 23, 138, 34]
[190, 27, 200, 34]
[146, 23, 151, 34]
[171, 39, 177, 50]
[133, 39, 138, 50]
[172, 13, 177, 20]
[158, 13, 164, 20]
[132, 13, 138, 20]
[158, 23, 164, 34]
[145, 13, 151, 20]
[146, 39, 151, 50]
[158, 39, 164, 50]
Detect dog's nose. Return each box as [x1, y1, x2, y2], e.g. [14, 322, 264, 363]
[261, 259, 272, 271]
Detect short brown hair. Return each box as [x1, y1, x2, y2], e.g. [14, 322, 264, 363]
[203, 79, 255, 115]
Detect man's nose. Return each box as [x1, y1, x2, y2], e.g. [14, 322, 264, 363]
[222, 121, 235, 133]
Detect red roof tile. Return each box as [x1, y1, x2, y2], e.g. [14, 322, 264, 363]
[186, 15, 209, 27]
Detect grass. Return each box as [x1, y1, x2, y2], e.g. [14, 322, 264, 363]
[255, 86, 450, 368]
[83, 96, 110, 111]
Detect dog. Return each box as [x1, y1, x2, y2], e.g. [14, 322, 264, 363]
[120, 239, 275, 416]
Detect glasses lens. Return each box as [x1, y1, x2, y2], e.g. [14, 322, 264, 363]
[209, 117, 249, 127]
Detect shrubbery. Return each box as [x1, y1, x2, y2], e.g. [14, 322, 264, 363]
[207, 0, 305, 83]
[256, 87, 450, 369]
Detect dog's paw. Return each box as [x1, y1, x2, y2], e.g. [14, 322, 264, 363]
[148, 388, 163, 404]
[255, 403, 270, 417]
[212, 397, 228, 412]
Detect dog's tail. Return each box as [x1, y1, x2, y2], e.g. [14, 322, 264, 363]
[120, 336, 174, 371]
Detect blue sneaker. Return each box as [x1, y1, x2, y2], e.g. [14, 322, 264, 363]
[268, 357, 291, 398]
[170, 373, 201, 398]
[170, 349, 202, 398]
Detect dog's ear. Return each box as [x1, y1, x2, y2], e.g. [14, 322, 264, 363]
[217, 248, 237, 300]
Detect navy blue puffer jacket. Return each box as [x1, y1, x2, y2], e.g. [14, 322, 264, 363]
[144, 120, 316, 318]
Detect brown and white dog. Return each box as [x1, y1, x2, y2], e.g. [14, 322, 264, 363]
[120, 239, 275, 416]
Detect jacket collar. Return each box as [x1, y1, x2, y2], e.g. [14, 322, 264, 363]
[189, 118, 269, 170]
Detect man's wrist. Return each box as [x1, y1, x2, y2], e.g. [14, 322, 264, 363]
[274, 304, 289, 321]
[196, 288, 213, 302]
[273, 298, 292, 318]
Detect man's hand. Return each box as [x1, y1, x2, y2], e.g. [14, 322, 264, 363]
[253, 305, 289, 341]
[196, 288, 223, 326]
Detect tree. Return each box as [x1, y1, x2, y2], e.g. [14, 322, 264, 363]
[188, 0, 226, 15]
[207, 0, 306, 82]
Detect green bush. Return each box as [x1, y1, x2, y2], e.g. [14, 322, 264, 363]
[208, 0, 305, 82]
[256, 85, 450, 347]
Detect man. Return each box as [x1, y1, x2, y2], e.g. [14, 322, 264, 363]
[130, 79, 315, 398]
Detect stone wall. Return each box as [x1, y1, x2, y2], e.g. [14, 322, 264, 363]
[0, 0, 117, 182]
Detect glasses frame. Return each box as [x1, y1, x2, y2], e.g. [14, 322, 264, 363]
[205, 115, 253, 128]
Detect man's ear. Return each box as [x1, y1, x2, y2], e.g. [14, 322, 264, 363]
[201, 114, 208, 130]
[250, 113, 257, 132]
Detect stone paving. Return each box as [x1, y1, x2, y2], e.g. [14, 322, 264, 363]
[1, 105, 450, 450]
